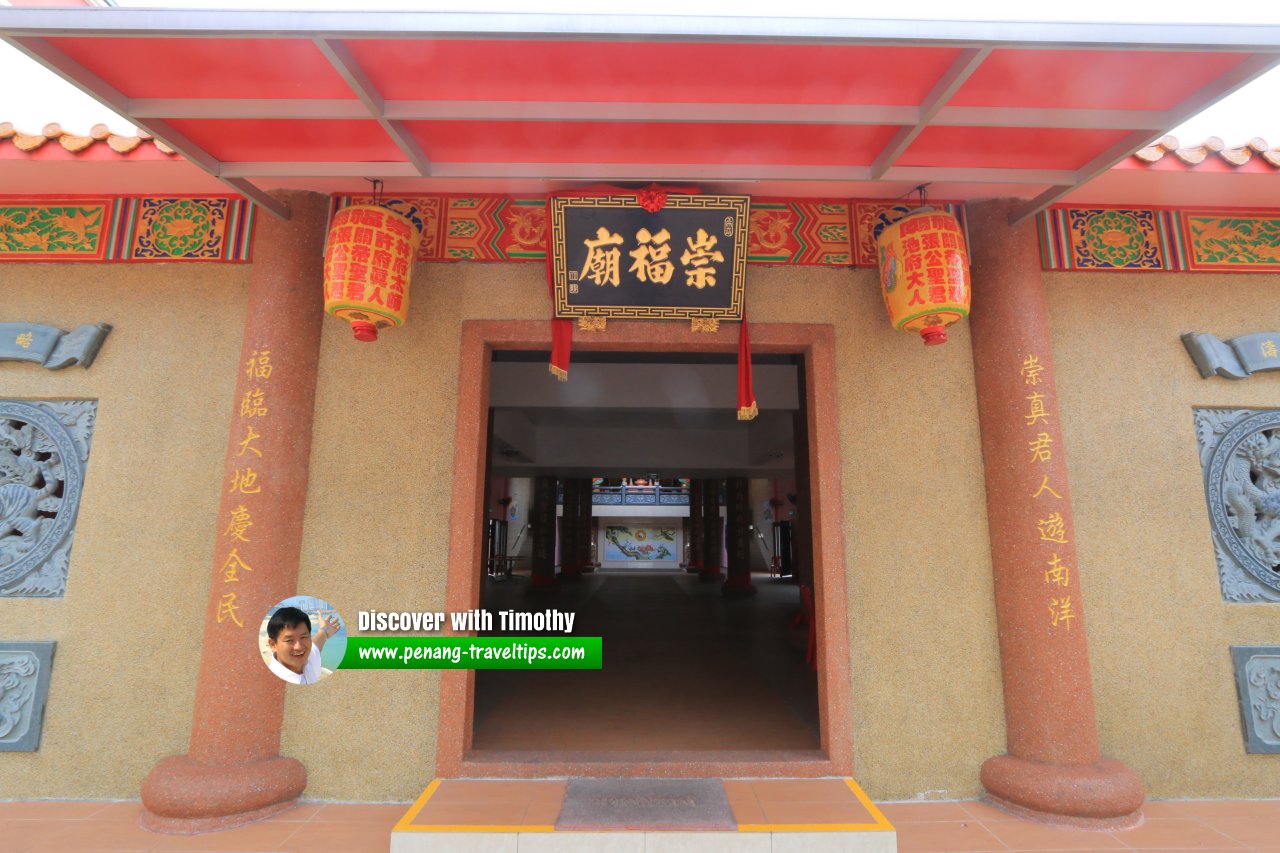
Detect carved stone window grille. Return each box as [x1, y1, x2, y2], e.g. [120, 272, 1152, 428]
[0, 400, 96, 598]
[1196, 408, 1280, 602]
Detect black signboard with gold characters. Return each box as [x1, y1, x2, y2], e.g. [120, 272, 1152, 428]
[550, 194, 749, 322]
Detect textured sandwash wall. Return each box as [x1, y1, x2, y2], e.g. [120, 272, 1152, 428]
[1046, 271, 1280, 799]
[0, 263, 247, 799]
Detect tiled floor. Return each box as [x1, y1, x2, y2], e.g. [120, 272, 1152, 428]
[2, 797, 1279, 852]
[0, 801, 403, 853]
[883, 798, 1280, 852]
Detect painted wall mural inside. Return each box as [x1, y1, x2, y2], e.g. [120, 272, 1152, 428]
[603, 525, 678, 563]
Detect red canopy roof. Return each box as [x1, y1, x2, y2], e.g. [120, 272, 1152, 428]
[2, 8, 1279, 218]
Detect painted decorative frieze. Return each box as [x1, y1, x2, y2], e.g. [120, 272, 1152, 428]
[0, 400, 97, 598]
[0, 199, 112, 260]
[747, 199, 852, 265]
[1230, 646, 1280, 754]
[335, 194, 861, 266]
[0, 641, 55, 752]
[1195, 408, 1280, 602]
[1182, 210, 1280, 271]
[1040, 206, 1280, 272]
[0, 197, 253, 262]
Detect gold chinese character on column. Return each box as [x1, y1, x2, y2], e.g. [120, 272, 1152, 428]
[1048, 596, 1075, 630]
[217, 591, 244, 627]
[1028, 432, 1053, 463]
[245, 349, 274, 381]
[628, 227, 675, 284]
[224, 505, 253, 542]
[229, 467, 262, 495]
[1024, 392, 1050, 426]
[237, 425, 262, 458]
[1021, 354, 1045, 385]
[1037, 512, 1068, 544]
[240, 388, 268, 418]
[580, 227, 624, 287]
[1031, 475, 1063, 500]
[15, 332, 33, 349]
[220, 547, 253, 582]
[1044, 553, 1071, 587]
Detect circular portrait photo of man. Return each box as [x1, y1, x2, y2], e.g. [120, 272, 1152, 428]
[259, 595, 346, 685]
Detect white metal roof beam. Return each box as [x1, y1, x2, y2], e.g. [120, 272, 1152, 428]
[127, 98, 1168, 131]
[4, 9, 1280, 50]
[312, 37, 433, 177]
[219, 161, 1073, 185]
[871, 46, 990, 180]
[1010, 51, 1280, 225]
[2, 34, 290, 220]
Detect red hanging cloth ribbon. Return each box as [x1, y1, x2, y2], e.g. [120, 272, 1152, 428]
[738, 312, 758, 421]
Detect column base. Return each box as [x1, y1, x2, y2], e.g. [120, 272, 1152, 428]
[981, 754, 1144, 825]
[141, 754, 306, 833]
[528, 573, 559, 592]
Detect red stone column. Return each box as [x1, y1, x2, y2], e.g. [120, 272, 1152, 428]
[967, 198, 1143, 825]
[141, 191, 328, 832]
[722, 476, 756, 597]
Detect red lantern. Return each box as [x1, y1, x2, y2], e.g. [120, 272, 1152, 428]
[875, 208, 971, 346]
[322, 204, 420, 342]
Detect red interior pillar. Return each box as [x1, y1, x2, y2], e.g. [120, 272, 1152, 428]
[529, 475, 558, 589]
[559, 479, 582, 581]
[687, 479, 705, 573]
[966, 198, 1143, 825]
[140, 191, 328, 832]
[722, 476, 756, 596]
[699, 478, 723, 581]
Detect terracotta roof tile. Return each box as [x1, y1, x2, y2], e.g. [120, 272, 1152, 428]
[1133, 136, 1280, 169]
[0, 123, 175, 156]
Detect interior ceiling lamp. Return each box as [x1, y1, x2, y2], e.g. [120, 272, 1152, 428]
[322, 180, 422, 342]
[875, 187, 971, 346]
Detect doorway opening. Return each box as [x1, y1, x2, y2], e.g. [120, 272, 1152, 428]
[474, 350, 816, 756]
[436, 321, 852, 778]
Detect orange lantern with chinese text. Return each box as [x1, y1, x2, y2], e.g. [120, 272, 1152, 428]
[875, 208, 970, 346]
[323, 204, 420, 342]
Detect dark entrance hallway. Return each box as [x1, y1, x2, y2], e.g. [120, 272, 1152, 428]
[473, 571, 819, 753]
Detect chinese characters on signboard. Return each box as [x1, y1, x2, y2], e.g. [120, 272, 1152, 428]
[549, 194, 749, 322]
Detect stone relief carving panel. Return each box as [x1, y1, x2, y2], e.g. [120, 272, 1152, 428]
[0, 641, 55, 752]
[0, 400, 97, 597]
[1195, 408, 1280, 602]
[1230, 646, 1280, 754]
